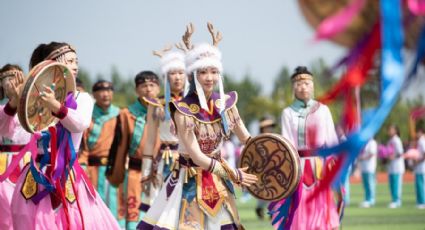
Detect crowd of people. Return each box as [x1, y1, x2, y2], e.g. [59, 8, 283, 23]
[1, 23, 424, 230]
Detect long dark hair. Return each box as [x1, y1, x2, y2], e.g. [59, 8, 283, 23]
[186, 72, 196, 96]
[29, 41, 70, 69]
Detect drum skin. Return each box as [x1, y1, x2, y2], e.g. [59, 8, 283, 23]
[18, 61, 75, 133]
[239, 133, 301, 201]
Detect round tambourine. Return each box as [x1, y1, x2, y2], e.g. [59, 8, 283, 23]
[239, 133, 301, 201]
[18, 61, 76, 133]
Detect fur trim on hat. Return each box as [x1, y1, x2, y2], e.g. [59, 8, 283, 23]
[185, 43, 223, 74]
[160, 51, 185, 76]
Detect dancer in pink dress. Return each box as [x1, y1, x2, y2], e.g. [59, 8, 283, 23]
[0, 64, 32, 230]
[9, 42, 120, 230]
[271, 66, 340, 230]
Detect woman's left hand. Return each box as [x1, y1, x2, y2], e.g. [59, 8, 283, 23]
[238, 167, 258, 187]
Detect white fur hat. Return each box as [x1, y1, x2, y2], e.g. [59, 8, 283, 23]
[185, 43, 223, 75]
[160, 51, 185, 75]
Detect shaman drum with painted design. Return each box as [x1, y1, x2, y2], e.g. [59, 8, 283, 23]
[239, 133, 301, 201]
[18, 61, 75, 133]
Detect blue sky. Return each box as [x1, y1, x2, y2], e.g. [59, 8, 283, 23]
[1, 0, 346, 94]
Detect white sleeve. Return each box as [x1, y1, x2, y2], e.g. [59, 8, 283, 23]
[418, 138, 425, 154]
[369, 140, 378, 155]
[394, 137, 404, 155]
[324, 105, 338, 147]
[59, 92, 94, 133]
[281, 109, 294, 143]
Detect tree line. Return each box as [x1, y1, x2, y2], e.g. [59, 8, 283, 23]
[78, 59, 424, 144]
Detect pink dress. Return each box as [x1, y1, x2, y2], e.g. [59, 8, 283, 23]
[10, 92, 120, 230]
[0, 102, 31, 230]
[273, 99, 340, 230]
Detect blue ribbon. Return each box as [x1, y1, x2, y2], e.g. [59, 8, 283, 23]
[164, 79, 172, 121]
[29, 131, 55, 192]
[318, 0, 404, 188]
[405, 24, 425, 86]
[220, 111, 230, 135]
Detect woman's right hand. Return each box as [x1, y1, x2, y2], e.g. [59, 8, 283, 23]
[237, 167, 258, 187]
[39, 85, 61, 113]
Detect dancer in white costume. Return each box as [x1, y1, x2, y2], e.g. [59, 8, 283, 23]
[140, 46, 186, 214]
[137, 23, 257, 230]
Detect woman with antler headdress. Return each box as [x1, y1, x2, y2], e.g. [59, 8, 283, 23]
[0, 64, 31, 230]
[139, 45, 187, 214]
[137, 22, 257, 230]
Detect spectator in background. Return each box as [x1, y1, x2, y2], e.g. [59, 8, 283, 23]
[414, 127, 425, 209]
[358, 138, 378, 208]
[387, 124, 405, 208]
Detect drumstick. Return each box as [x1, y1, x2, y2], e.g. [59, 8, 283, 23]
[34, 84, 41, 93]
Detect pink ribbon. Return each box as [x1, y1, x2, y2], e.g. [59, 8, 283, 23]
[314, 0, 366, 41]
[0, 133, 40, 182]
[408, 0, 425, 15]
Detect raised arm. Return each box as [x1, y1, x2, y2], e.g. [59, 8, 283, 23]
[142, 105, 160, 158]
[59, 92, 94, 133]
[141, 105, 160, 188]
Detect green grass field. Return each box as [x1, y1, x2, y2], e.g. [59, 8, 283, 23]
[236, 183, 425, 230]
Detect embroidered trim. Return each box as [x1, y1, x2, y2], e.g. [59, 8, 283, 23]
[21, 170, 37, 200]
[172, 92, 238, 124]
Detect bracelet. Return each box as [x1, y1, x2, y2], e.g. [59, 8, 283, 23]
[235, 169, 243, 185]
[51, 105, 68, 119]
[207, 158, 216, 173]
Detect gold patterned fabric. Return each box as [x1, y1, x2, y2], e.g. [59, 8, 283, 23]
[21, 170, 37, 200]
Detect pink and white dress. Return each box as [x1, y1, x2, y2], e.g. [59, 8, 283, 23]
[10, 92, 120, 230]
[0, 102, 32, 230]
[272, 99, 340, 230]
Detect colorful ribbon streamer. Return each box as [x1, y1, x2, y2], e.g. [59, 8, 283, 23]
[317, 0, 405, 195]
[314, 0, 366, 41]
[408, 0, 425, 16]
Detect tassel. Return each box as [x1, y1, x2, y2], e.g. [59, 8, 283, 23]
[218, 74, 230, 135]
[164, 74, 172, 121]
[194, 71, 209, 111]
